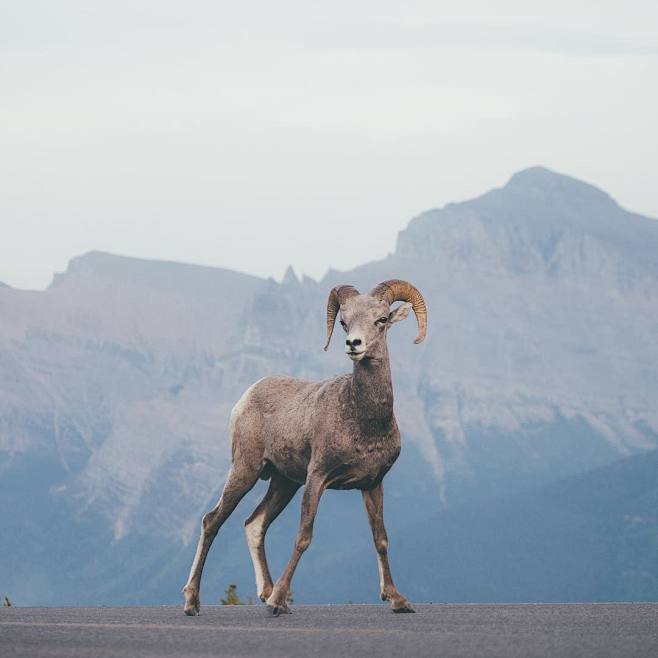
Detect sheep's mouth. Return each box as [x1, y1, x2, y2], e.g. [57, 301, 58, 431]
[346, 350, 365, 361]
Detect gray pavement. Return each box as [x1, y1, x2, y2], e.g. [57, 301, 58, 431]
[1, 603, 657, 658]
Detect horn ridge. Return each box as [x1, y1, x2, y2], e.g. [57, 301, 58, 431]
[370, 279, 427, 344]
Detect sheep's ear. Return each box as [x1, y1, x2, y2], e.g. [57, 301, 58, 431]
[388, 302, 412, 325]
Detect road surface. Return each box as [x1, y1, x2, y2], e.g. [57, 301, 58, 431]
[1, 603, 656, 657]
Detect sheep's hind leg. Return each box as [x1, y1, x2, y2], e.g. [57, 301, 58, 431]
[245, 471, 300, 603]
[182, 462, 261, 616]
[362, 482, 415, 613]
[266, 472, 326, 616]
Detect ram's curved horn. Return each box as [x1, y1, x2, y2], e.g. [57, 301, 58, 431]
[370, 279, 427, 344]
[323, 285, 360, 351]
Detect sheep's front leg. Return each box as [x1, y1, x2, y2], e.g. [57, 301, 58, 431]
[266, 473, 325, 616]
[362, 482, 415, 613]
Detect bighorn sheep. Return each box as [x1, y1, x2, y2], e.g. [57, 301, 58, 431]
[183, 279, 427, 616]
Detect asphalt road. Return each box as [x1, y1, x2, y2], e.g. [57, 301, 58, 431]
[1, 603, 656, 658]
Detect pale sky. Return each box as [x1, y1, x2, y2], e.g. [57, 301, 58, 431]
[2, 0, 657, 290]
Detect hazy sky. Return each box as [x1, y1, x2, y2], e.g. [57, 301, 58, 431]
[2, 1, 657, 289]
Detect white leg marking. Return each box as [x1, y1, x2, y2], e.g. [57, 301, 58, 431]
[245, 513, 267, 594]
[377, 557, 385, 593]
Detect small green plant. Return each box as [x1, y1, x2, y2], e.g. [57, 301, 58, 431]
[3, 597, 11, 607]
[220, 584, 245, 605]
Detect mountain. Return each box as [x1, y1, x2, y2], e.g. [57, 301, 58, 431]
[320, 166, 658, 504]
[1, 167, 657, 604]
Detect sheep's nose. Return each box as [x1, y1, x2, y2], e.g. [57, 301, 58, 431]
[346, 338, 362, 348]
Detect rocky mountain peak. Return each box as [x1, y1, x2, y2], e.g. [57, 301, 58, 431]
[395, 167, 658, 276]
[504, 166, 615, 205]
[282, 265, 300, 286]
[492, 166, 623, 225]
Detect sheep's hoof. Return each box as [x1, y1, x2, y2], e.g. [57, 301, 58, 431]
[183, 598, 200, 616]
[392, 604, 415, 614]
[266, 604, 291, 617]
[182, 588, 200, 616]
[259, 587, 273, 603]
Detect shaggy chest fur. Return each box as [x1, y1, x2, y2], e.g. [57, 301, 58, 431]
[264, 410, 402, 490]
[323, 436, 401, 490]
[320, 412, 402, 490]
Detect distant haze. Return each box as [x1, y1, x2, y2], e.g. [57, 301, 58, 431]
[2, 1, 658, 290]
[1, 167, 656, 604]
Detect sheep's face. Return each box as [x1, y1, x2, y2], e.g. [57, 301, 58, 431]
[338, 295, 413, 361]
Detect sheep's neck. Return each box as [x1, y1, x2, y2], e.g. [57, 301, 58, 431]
[351, 346, 394, 432]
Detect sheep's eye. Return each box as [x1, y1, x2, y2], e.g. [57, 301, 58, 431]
[340, 320, 348, 331]
[375, 317, 388, 326]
